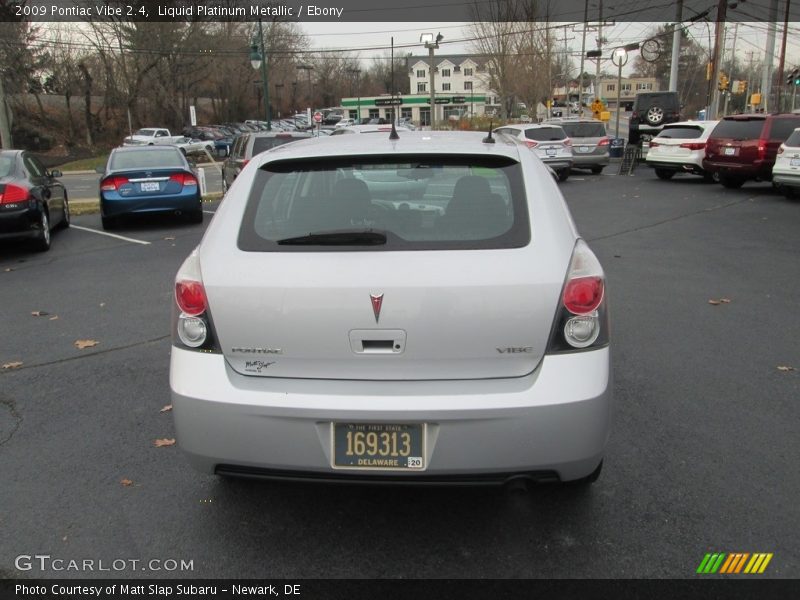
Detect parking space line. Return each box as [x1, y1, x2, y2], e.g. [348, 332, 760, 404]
[70, 225, 151, 245]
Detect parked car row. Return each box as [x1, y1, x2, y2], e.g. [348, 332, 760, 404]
[644, 112, 800, 198]
[493, 118, 611, 181]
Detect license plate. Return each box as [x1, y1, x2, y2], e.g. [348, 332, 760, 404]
[546, 148, 557, 156]
[332, 423, 425, 470]
[140, 181, 160, 192]
[578, 146, 589, 153]
[791, 159, 800, 166]
[724, 147, 735, 156]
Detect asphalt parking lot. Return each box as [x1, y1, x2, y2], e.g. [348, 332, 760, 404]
[1, 169, 798, 579]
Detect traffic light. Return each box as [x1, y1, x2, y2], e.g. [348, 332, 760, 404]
[718, 73, 729, 91]
[736, 80, 747, 94]
[789, 68, 800, 86]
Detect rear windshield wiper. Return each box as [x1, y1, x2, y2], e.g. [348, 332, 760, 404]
[277, 230, 387, 245]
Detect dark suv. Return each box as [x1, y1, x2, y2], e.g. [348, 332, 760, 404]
[222, 131, 312, 193]
[628, 92, 681, 144]
[702, 113, 800, 188]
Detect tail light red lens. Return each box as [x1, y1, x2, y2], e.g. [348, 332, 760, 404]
[0, 184, 30, 204]
[563, 276, 605, 316]
[757, 139, 767, 160]
[680, 142, 706, 150]
[598, 137, 610, 147]
[100, 176, 129, 191]
[175, 280, 207, 316]
[241, 159, 250, 168]
[777, 145, 784, 154]
[525, 140, 539, 148]
[564, 138, 572, 147]
[631, 111, 639, 120]
[649, 141, 660, 148]
[170, 173, 198, 186]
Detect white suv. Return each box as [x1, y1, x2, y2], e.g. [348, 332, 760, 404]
[772, 127, 800, 199]
[493, 124, 574, 181]
[645, 120, 720, 181]
[170, 131, 611, 485]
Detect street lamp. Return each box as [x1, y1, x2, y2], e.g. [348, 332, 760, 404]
[421, 32, 442, 130]
[297, 64, 314, 112]
[249, 19, 271, 130]
[611, 47, 628, 142]
[347, 67, 361, 123]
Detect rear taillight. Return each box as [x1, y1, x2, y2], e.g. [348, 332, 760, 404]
[525, 140, 539, 148]
[0, 184, 30, 204]
[100, 176, 129, 191]
[777, 145, 784, 155]
[172, 250, 220, 353]
[631, 111, 639, 120]
[170, 173, 198, 187]
[598, 137, 610, 147]
[680, 142, 706, 150]
[757, 139, 767, 160]
[563, 138, 572, 147]
[547, 239, 609, 353]
[649, 141, 660, 148]
[241, 159, 250, 169]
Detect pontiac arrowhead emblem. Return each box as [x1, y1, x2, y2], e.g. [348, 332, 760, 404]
[370, 294, 384, 323]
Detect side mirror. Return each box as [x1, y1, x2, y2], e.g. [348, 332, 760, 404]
[49, 169, 62, 178]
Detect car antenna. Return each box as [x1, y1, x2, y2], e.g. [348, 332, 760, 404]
[483, 120, 495, 143]
[389, 37, 400, 140]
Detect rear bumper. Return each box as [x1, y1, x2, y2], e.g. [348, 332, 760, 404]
[0, 207, 39, 241]
[170, 346, 612, 483]
[772, 172, 800, 187]
[542, 159, 574, 171]
[572, 154, 610, 167]
[101, 192, 201, 217]
[701, 159, 770, 179]
[645, 159, 705, 173]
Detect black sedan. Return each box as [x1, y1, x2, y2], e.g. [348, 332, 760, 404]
[0, 150, 69, 252]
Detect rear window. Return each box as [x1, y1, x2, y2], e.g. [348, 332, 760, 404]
[110, 149, 185, 170]
[656, 126, 704, 139]
[525, 127, 567, 141]
[635, 93, 678, 108]
[238, 155, 530, 251]
[768, 118, 800, 141]
[252, 136, 305, 155]
[711, 118, 765, 139]
[785, 129, 800, 146]
[559, 123, 606, 138]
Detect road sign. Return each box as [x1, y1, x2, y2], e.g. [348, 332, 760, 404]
[434, 98, 451, 104]
[375, 98, 402, 106]
[313, 111, 323, 123]
[451, 96, 466, 103]
[189, 105, 197, 127]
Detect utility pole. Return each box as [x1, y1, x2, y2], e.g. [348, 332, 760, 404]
[745, 51, 755, 111]
[708, 0, 728, 120]
[595, 0, 603, 105]
[775, 0, 791, 111]
[668, 1, 683, 92]
[723, 23, 738, 117]
[578, 0, 588, 117]
[762, 0, 778, 111]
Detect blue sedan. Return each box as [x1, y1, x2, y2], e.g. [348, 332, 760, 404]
[98, 146, 202, 230]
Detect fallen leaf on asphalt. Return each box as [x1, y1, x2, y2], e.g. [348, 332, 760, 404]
[160, 404, 173, 413]
[164, 236, 175, 241]
[31, 310, 49, 317]
[153, 438, 176, 447]
[74, 339, 99, 349]
[120, 478, 133, 487]
[720, 298, 731, 303]
[708, 299, 721, 305]
[2, 361, 23, 370]
[777, 366, 795, 372]
[99, 302, 106, 308]
[3, 268, 13, 272]
[49, 315, 59, 321]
